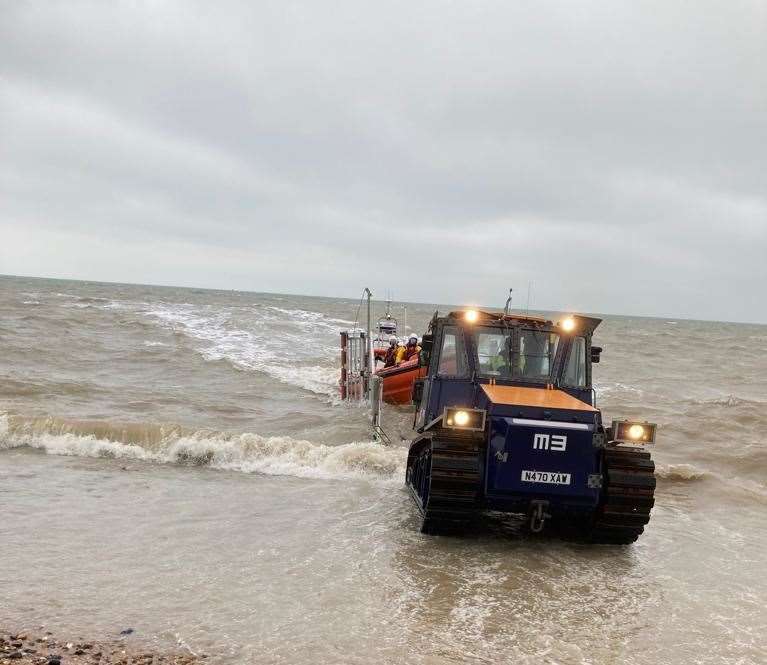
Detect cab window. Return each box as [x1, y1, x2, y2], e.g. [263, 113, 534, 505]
[476, 330, 512, 377]
[437, 326, 469, 377]
[518, 329, 560, 380]
[563, 336, 587, 387]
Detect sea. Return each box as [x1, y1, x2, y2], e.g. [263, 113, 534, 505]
[1, 275, 765, 664]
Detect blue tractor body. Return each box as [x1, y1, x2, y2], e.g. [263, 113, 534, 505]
[405, 309, 656, 543]
[485, 414, 600, 510]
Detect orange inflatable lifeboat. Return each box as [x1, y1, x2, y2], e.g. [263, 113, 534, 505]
[339, 296, 424, 405]
[373, 349, 426, 405]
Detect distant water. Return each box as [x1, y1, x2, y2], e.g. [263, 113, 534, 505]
[1, 275, 766, 665]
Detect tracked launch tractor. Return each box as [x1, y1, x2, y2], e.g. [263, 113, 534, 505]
[406, 309, 657, 543]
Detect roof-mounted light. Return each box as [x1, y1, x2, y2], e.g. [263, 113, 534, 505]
[464, 310, 479, 323]
[560, 317, 576, 332]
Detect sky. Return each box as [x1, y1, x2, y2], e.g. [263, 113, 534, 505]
[1, 1, 765, 323]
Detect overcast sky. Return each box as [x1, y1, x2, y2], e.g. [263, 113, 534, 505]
[1, 1, 765, 322]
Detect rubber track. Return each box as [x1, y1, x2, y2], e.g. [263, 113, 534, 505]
[406, 433, 482, 534]
[589, 446, 656, 544]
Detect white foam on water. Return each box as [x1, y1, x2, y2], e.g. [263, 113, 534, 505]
[656, 463, 709, 481]
[595, 382, 644, 399]
[701, 394, 759, 408]
[103, 300, 129, 310]
[654, 461, 767, 502]
[143, 302, 342, 398]
[264, 305, 351, 333]
[265, 363, 341, 399]
[6, 409, 760, 501]
[0, 414, 405, 486]
[57, 296, 129, 311]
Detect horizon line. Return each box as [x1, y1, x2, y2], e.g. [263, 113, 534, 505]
[1, 272, 764, 327]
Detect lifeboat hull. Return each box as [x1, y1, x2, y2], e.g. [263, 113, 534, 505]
[375, 358, 426, 405]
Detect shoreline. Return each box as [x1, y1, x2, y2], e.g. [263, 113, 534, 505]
[1, 630, 204, 665]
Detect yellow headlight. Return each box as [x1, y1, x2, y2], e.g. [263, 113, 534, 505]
[443, 407, 487, 431]
[453, 410, 470, 426]
[611, 420, 657, 444]
[465, 310, 479, 323]
[561, 317, 576, 332]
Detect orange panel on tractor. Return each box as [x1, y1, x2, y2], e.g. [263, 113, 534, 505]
[480, 384, 597, 412]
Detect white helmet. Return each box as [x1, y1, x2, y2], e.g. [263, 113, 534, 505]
[408, 335, 418, 344]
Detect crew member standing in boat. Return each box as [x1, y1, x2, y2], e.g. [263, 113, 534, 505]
[383, 336, 399, 368]
[396, 335, 421, 364]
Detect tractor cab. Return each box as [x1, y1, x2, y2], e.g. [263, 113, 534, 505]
[414, 309, 602, 430]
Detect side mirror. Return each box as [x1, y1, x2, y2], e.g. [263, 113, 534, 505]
[419, 334, 433, 368]
[591, 346, 602, 363]
[412, 378, 425, 405]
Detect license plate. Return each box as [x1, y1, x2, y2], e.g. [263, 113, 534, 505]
[521, 470, 571, 485]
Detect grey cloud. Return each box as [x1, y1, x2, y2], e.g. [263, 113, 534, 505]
[1, 0, 765, 322]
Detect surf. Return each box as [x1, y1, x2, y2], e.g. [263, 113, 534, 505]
[0, 413, 406, 485]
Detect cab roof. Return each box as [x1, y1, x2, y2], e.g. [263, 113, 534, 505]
[442, 309, 602, 333]
[447, 310, 550, 324]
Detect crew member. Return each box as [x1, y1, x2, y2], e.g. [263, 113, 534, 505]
[397, 335, 421, 363]
[487, 337, 511, 376]
[383, 336, 398, 368]
[487, 339, 504, 373]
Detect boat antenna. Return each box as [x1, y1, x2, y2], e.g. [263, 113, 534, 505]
[503, 288, 513, 316]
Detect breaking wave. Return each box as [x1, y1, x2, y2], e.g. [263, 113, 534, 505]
[143, 303, 341, 398]
[594, 382, 644, 399]
[0, 414, 406, 485]
[656, 463, 709, 481]
[654, 462, 767, 503]
[19, 292, 355, 401]
[689, 395, 758, 408]
[2, 413, 765, 503]
[55, 293, 110, 304]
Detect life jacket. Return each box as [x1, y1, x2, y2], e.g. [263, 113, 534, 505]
[394, 346, 407, 364]
[404, 344, 421, 361]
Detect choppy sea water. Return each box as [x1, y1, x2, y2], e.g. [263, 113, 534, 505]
[1, 275, 765, 664]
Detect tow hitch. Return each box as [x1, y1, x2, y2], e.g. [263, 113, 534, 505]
[529, 500, 551, 533]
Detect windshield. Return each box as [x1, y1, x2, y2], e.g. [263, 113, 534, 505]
[474, 327, 560, 381]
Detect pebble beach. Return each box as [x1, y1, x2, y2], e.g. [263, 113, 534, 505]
[0, 630, 202, 665]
